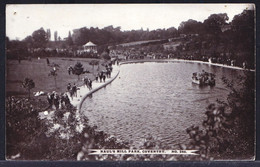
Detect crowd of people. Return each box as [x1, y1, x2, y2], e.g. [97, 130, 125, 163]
[67, 83, 79, 100]
[192, 70, 216, 86]
[44, 62, 116, 111]
[46, 91, 71, 110]
[96, 65, 113, 83]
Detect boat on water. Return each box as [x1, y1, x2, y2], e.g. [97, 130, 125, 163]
[192, 71, 216, 86]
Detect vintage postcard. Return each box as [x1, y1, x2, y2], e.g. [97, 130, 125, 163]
[5, 4, 255, 160]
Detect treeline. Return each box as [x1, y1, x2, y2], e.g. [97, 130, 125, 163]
[178, 10, 254, 68]
[72, 26, 178, 46]
[6, 9, 254, 68]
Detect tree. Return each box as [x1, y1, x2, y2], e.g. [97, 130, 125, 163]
[22, 78, 35, 99]
[46, 29, 51, 41]
[178, 19, 204, 35]
[32, 28, 48, 48]
[67, 31, 73, 46]
[23, 35, 33, 48]
[73, 62, 84, 80]
[231, 9, 254, 68]
[203, 13, 229, 35]
[101, 52, 111, 61]
[54, 31, 58, 42]
[222, 71, 255, 152]
[48, 67, 58, 88]
[89, 60, 99, 73]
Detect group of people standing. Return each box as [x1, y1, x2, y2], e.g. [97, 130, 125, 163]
[95, 65, 113, 83]
[83, 77, 92, 90]
[67, 65, 73, 75]
[67, 83, 78, 100]
[47, 91, 71, 110]
[46, 63, 116, 110]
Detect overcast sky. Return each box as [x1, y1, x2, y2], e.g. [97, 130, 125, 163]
[6, 4, 254, 41]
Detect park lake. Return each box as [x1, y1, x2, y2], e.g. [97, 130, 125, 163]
[81, 61, 243, 148]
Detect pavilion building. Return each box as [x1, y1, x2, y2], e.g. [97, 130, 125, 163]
[83, 41, 97, 53]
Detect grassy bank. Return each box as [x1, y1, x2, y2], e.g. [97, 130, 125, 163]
[6, 57, 106, 98]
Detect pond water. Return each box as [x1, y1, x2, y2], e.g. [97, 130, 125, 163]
[81, 61, 242, 148]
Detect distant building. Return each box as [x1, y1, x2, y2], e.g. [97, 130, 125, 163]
[83, 41, 97, 53]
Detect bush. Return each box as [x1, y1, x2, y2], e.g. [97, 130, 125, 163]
[183, 70, 255, 160]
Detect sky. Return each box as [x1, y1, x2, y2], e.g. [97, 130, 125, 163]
[6, 4, 254, 41]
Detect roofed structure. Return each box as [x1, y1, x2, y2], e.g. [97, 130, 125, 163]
[83, 41, 97, 53]
[83, 41, 96, 47]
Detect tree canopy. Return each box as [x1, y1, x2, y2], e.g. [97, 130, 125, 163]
[73, 62, 84, 80]
[22, 78, 35, 99]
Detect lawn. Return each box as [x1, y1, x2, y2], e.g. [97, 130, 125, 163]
[6, 57, 106, 99]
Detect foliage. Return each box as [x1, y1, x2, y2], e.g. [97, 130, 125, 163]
[54, 31, 58, 42]
[7, 97, 172, 160]
[48, 69, 58, 77]
[183, 71, 255, 160]
[203, 13, 229, 35]
[48, 64, 59, 87]
[183, 104, 233, 160]
[222, 71, 255, 153]
[6, 9, 254, 69]
[231, 10, 254, 68]
[89, 60, 99, 72]
[178, 19, 204, 35]
[72, 26, 178, 46]
[6, 97, 47, 159]
[46, 29, 51, 41]
[67, 31, 74, 46]
[101, 52, 111, 60]
[31, 27, 49, 48]
[73, 62, 84, 80]
[21, 78, 35, 99]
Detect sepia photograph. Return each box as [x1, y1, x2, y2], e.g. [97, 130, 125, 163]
[5, 4, 255, 161]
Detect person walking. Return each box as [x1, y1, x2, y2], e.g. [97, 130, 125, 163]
[50, 91, 55, 104]
[89, 79, 92, 90]
[67, 83, 71, 92]
[64, 93, 70, 107]
[68, 66, 71, 75]
[99, 73, 103, 83]
[72, 84, 77, 97]
[83, 77, 88, 88]
[96, 74, 99, 82]
[46, 58, 50, 65]
[106, 70, 109, 78]
[47, 93, 52, 107]
[53, 93, 60, 110]
[103, 75, 106, 82]
[108, 69, 111, 78]
[60, 93, 65, 109]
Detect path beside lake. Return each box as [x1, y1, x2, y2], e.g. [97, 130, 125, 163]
[68, 64, 120, 111]
[121, 59, 255, 72]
